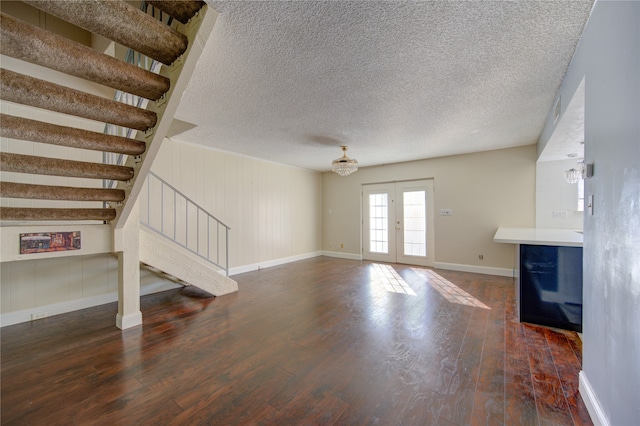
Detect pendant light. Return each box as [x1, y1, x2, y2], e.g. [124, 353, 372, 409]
[331, 146, 358, 176]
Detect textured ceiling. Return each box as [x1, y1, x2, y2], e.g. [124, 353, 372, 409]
[173, 0, 594, 171]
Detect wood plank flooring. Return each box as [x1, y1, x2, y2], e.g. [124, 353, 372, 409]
[1, 257, 592, 425]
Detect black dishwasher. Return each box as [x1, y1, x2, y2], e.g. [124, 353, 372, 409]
[520, 244, 583, 332]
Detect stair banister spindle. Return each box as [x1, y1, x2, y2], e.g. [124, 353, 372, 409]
[141, 172, 230, 275]
[185, 193, 188, 249]
[149, 177, 153, 224]
[197, 206, 200, 255]
[225, 226, 229, 274]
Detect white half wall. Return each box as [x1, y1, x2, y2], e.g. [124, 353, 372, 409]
[0, 253, 180, 327]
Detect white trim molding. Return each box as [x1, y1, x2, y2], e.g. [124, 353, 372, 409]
[321, 251, 363, 261]
[116, 311, 143, 330]
[434, 262, 515, 277]
[230, 251, 323, 275]
[0, 280, 180, 328]
[579, 370, 609, 426]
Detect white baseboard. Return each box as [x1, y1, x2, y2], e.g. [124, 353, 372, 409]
[579, 370, 609, 426]
[434, 262, 514, 277]
[0, 280, 181, 328]
[321, 251, 363, 261]
[116, 311, 143, 330]
[229, 251, 323, 275]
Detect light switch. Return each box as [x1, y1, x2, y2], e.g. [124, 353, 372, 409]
[440, 209, 453, 216]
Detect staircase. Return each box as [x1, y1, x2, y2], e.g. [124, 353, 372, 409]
[0, 1, 237, 303]
[0, 0, 199, 222]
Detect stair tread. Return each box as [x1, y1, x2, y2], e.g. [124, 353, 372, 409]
[0, 114, 146, 155]
[0, 12, 170, 101]
[0, 182, 125, 202]
[0, 207, 116, 221]
[23, 0, 188, 65]
[1, 152, 134, 181]
[0, 69, 157, 131]
[146, 1, 205, 24]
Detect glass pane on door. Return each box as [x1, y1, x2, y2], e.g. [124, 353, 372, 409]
[369, 193, 388, 253]
[403, 190, 426, 256]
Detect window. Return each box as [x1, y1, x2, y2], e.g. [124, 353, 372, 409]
[369, 193, 388, 253]
[403, 191, 427, 256]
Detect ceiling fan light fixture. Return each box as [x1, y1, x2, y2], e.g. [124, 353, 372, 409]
[331, 146, 358, 176]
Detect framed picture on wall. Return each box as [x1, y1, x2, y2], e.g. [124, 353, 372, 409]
[19, 232, 81, 254]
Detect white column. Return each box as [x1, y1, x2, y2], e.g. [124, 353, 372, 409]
[114, 199, 142, 330]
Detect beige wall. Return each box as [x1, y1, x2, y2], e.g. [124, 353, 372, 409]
[323, 145, 536, 272]
[0, 254, 178, 325]
[151, 139, 323, 271]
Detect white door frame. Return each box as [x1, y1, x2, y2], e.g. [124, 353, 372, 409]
[362, 179, 435, 266]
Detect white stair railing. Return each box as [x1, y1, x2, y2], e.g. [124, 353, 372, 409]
[140, 171, 230, 276]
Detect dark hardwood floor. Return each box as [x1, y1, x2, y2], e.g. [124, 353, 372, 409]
[1, 257, 592, 425]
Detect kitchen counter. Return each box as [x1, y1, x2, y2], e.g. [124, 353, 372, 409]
[494, 226, 583, 332]
[493, 227, 583, 247]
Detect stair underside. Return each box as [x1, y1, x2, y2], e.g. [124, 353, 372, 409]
[140, 226, 238, 297]
[1, 2, 236, 303]
[1, 0, 204, 222]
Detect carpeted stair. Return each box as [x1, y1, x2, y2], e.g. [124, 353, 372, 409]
[0, 0, 205, 222]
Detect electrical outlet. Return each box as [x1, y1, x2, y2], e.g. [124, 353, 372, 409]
[440, 209, 453, 216]
[31, 312, 48, 321]
[552, 210, 568, 219]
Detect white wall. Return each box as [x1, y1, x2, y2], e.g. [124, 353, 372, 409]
[323, 145, 536, 274]
[0, 254, 179, 327]
[150, 138, 323, 272]
[536, 159, 584, 229]
[537, 1, 640, 424]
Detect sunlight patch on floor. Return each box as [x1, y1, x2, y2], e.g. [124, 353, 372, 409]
[371, 263, 416, 296]
[411, 268, 490, 309]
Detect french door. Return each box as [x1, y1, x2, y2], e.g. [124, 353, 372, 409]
[363, 180, 435, 266]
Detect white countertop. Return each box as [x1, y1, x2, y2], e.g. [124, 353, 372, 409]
[494, 227, 583, 247]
